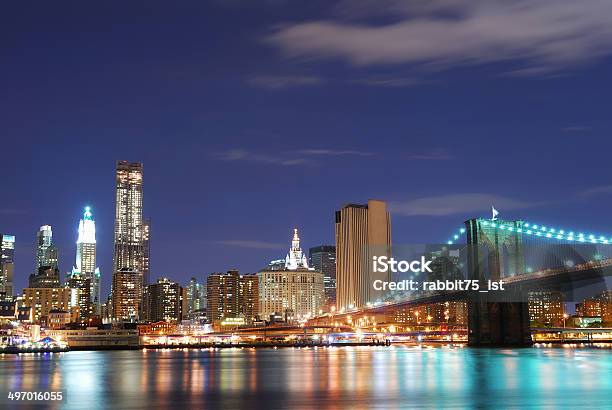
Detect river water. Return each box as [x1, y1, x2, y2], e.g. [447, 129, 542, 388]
[1, 345, 611, 409]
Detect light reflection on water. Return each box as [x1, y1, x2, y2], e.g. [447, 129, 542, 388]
[1, 345, 611, 409]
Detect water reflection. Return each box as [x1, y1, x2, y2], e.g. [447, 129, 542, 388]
[0, 345, 611, 409]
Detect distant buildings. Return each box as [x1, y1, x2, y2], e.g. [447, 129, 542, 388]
[575, 290, 612, 325]
[528, 291, 565, 326]
[142, 218, 151, 285]
[111, 268, 143, 322]
[258, 229, 324, 321]
[309, 245, 336, 309]
[66, 272, 93, 321]
[29, 266, 61, 288]
[0, 234, 15, 298]
[143, 278, 183, 323]
[36, 225, 58, 270]
[185, 277, 206, 322]
[335, 200, 391, 310]
[70, 207, 101, 313]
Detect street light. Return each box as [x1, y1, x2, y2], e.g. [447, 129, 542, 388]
[563, 313, 569, 328]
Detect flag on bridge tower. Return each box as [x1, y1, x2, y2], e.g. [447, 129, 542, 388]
[491, 206, 499, 221]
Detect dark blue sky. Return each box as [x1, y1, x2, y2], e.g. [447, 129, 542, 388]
[2, 1, 612, 297]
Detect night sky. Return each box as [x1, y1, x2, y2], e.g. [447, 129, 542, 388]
[2, 1, 612, 298]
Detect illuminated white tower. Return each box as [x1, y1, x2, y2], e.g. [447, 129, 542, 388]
[71, 206, 101, 312]
[285, 228, 309, 270]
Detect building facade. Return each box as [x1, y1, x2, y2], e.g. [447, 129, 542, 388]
[143, 278, 183, 323]
[258, 229, 324, 320]
[185, 277, 206, 321]
[309, 245, 336, 309]
[23, 287, 71, 323]
[239, 274, 259, 324]
[70, 206, 101, 312]
[207, 270, 240, 323]
[207, 270, 260, 325]
[36, 225, 58, 270]
[0, 234, 15, 298]
[113, 161, 144, 274]
[66, 272, 92, 321]
[112, 161, 145, 322]
[142, 218, 151, 285]
[335, 200, 392, 310]
[111, 268, 143, 322]
[29, 266, 61, 288]
[528, 291, 565, 326]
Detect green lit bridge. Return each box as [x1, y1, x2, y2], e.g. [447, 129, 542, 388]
[310, 216, 612, 347]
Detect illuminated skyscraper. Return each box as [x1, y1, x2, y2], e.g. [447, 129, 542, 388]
[335, 200, 392, 310]
[142, 217, 151, 285]
[185, 277, 206, 321]
[113, 161, 144, 273]
[36, 225, 58, 270]
[112, 161, 144, 321]
[309, 245, 336, 309]
[0, 234, 15, 298]
[70, 206, 101, 313]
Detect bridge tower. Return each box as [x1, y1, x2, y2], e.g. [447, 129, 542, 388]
[465, 218, 532, 346]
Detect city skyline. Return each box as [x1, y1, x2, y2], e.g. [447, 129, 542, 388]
[3, 1, 612, 299]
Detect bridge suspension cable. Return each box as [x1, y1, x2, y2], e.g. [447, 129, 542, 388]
[445, 219, 612, 245]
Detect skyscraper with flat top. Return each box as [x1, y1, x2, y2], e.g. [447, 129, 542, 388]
[112, 161, 144, 321]
[113, 161, 144, 273]
[335, 200, 392, 310]
[0, 234, 15, 298]
[309, 245, 336, 309]
[36, 225, 58, 270]
[142, 218, 151, 285]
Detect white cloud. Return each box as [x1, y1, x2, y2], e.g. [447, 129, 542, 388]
[213, 149, 312, 166]
[579, 185, 612, 198]
[214, 240, 286, 250]
[298, 149, 374, 156]
[247, 75, 325, 89]
[389, 193, 540, 216]
[266, 0, 612, 74]
[405, 149, 453, 160]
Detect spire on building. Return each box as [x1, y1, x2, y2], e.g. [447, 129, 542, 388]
[285, 228, 309, 270]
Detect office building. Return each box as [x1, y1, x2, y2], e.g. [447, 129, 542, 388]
[239, 273, 259, 324]
[258, 229, 324, 320]
[70, 206, 101, 312]
[185, 277, 206, 321]
[142, 217, 151, 285]
[335, 200, 392, 310]
[112, 161, 144, 322]
[143, 278, 183, 323]
[113, 161, 144, 273]
[66, 272, 92, 321]
[23, 287, 71, 323]
[36, 225, 58, 270]
[309, 245, 336, 309]
[0, 234, 15, 298]
[528, 291, 565, 326]
[207, 270, 240, 323]
[29, 266, 61, 288]
[111, 268, 143, 322]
